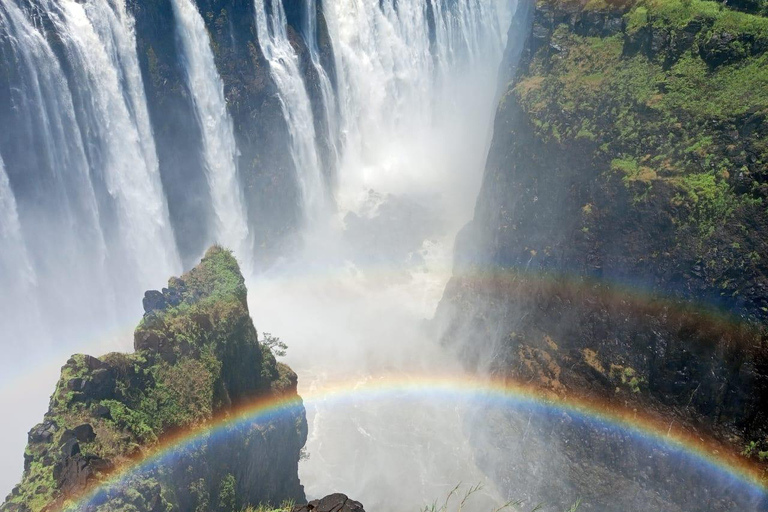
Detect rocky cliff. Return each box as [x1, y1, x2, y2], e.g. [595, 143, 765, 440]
[438, 0, 768, 508]
[1, 247, 307, 512]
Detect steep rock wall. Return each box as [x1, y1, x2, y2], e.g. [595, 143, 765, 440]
[438, 0, 768, 508]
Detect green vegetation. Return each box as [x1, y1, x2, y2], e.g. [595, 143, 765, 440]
[240, 501, 295, 512]
[610, 365, 646, 394]
[512, 0, 768, 275]
[6, 247, 303, 512]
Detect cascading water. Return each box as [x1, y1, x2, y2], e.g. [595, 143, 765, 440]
[249, 0, 512, 508]
[0, 0, 110, 343]
[0, 152, 36, 323]
[169, 0, 250, 263]
[0, 0, 184, 358]
[303, 0, 340, 171]
[253, 0, 327, 220]
[0, 0, 181, 492]
[46, 0, 179, 283]
[0, 0, 512, 504]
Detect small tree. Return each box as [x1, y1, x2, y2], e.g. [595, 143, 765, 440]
[261, 332, 287, 357]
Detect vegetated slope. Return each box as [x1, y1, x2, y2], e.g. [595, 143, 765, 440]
[2, 247, 307, 512]
[438, 0, 768, 507]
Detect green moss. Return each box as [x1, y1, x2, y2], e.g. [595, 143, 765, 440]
[672, 172, 735, 237]
[513, 0, 768, 253]
[182, 245, 247, 303]
[144, 357, 217, 433]
[8, 246, 301, 512]
[663, 54, 768, 119]
[102, 400, 158, 445]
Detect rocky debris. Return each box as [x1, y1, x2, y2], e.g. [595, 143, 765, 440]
[292, 494, 365, 512]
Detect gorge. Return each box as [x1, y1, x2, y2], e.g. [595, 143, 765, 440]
[1, 0, 768, 510]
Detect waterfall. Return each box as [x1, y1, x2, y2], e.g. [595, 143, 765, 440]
[0, 152, 35, 296]
[0, 0, 106, 267]
[0, 0, 184, 354]
[44, 0, 180, 283]
[304, 0, 340, 172]
[169, 0, 250, 264]
[250, 1, 513, 509]
[322, 0, 510, 216]
[254, 0, 326, 220]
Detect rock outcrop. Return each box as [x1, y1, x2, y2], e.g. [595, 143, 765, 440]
[1, 247, 307, 512]
[292, 494, 365, 512]
[438, 0, 768, 509]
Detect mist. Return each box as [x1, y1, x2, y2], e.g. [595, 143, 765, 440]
[2, 0, 767, 510]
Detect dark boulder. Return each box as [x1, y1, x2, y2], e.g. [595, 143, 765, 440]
[72, 424, 96, 443]
[292, 494, 365, 512]
[59, 437, 80, 458]
[82, 368, 116, 400]
[28, 420, 57, 444]
[134, 329, 167, 352]
[53, 454, 92, 496]
[91, 403, 111, 419]
[142, 290, 167, 316]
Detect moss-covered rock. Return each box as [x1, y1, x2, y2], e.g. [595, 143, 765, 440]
[439, 0, 768, 507]
[1, 247, 307, 512]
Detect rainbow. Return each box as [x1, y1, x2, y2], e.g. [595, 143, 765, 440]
[60, 374, 767, 511]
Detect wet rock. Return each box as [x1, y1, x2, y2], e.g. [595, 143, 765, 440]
[84, 368, 115, 398]
[53, 454, 92, 496]
[292, 494, 365, 512]
[66, 377, 84, 391]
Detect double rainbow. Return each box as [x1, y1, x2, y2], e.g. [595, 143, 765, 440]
[61, 373, 767, 511]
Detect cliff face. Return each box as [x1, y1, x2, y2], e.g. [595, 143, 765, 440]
[2, 247, 307, 512]
[439, 0, 768, 506]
